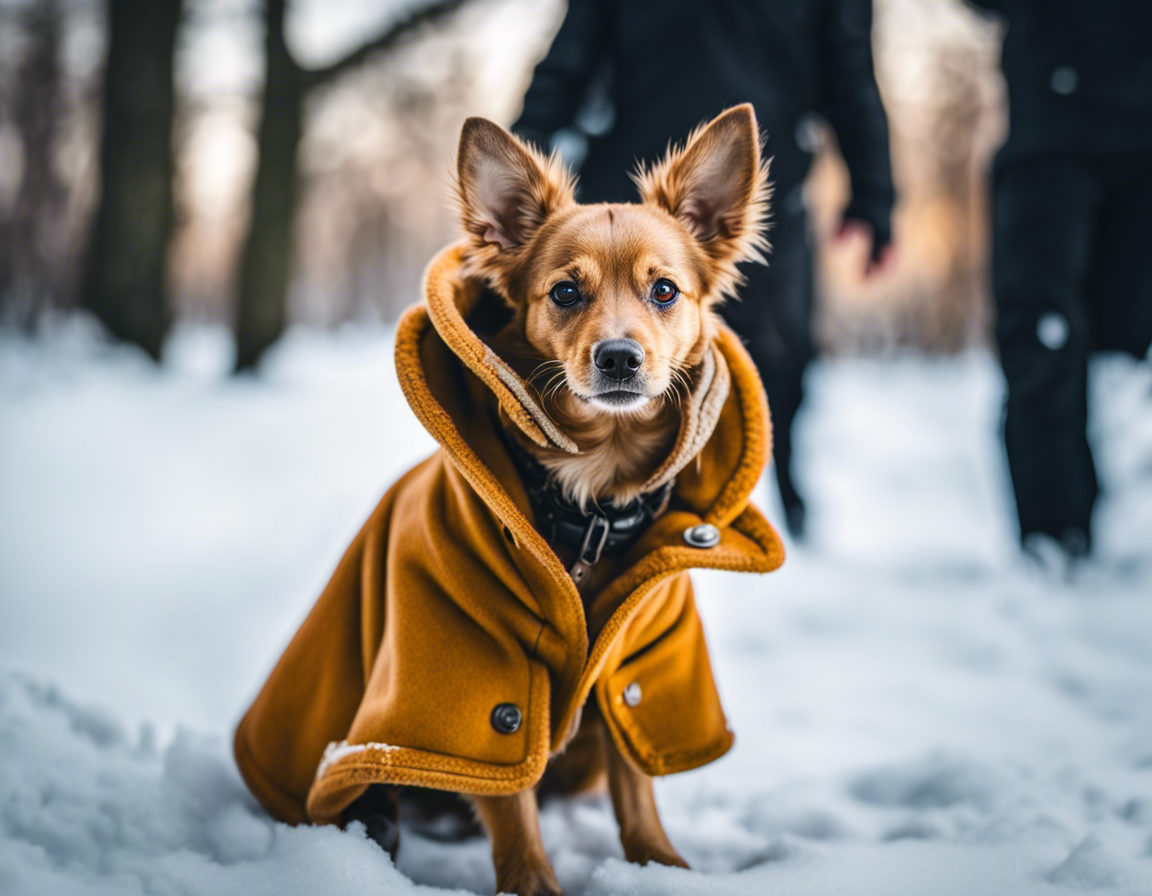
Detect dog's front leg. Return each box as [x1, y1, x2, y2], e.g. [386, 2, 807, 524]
[600, 722, 689, 869]
[470, 790, 562, 896]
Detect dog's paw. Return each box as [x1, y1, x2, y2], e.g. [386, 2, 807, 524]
[342, 784, 400, 858]
[361, 811, 400, 857]
[494, 864, 564, 896]
[622, 838, 690, 870]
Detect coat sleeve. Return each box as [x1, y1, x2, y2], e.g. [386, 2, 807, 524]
[817, 0, 896, 253]
[511, 0, 611, 148]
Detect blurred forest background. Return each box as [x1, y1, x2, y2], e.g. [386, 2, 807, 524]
[0, 0, 1004, 371]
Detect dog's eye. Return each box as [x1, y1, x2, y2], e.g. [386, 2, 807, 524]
[651, 279, 679, 305]
[549, 281, 581, 306]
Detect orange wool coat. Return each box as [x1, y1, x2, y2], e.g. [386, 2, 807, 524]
[234, 244, 786, 827]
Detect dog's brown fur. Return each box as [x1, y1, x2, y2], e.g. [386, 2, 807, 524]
[452, 105, 770, 895]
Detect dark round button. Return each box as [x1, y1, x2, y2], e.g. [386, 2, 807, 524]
[490, 703, 522, 734]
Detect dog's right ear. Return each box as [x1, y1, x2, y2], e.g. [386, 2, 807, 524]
[635, 104, 770, 269]
[455, 118, 574, 257]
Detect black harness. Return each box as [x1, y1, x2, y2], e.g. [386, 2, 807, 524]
[503, 433, 672, 586]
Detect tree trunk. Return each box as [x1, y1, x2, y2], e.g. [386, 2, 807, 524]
[2, 0, 67, 329]
[233, 0, 302, 373]
[231, 0, 472, 373]
[79, 0, 183, 360]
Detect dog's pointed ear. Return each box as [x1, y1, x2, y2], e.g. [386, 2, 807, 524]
[636, 104, 770, 264]
[455, 117, 574, 254]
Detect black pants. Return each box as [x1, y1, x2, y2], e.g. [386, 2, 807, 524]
[721, 191, 815, 515]
[992, 150, 1152, 546]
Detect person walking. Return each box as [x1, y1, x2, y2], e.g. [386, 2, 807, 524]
[967, 0, 1152, 562]
[512, 0, 896, 539]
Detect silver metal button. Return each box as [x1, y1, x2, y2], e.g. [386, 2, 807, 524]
[794, 115, 822, 153]
[623, 682, 642, 707]
[1037, 312, 1069, 350]
[1051, 66, 1079, 95]
[683, 523, 721, 548]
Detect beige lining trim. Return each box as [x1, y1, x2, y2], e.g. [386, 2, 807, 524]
[641, 346, 730, 492]
[483, 345, 579, 454]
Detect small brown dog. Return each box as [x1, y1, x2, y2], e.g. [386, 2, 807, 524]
[234, 103, 781, 896]
[452, 105, 769, 894]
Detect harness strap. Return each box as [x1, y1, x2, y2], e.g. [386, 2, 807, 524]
[502, 431, 673, 585]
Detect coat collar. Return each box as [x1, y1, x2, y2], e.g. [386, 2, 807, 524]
[420, 243, 732, 495]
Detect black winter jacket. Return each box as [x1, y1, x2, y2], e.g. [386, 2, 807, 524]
[513, 0, 895, 243]
[968, 0, 1152, 167]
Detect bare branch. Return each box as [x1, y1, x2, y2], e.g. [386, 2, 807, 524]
[303, 0, 473, 90]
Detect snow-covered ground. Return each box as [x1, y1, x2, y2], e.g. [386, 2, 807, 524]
[2, 322, 1151, 896]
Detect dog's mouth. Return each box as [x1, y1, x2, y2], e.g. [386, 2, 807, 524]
[577, 388, 651, 412]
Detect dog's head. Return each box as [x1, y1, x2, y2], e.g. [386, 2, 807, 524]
[455, 105, 769, 414]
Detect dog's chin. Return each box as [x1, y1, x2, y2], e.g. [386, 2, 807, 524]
[582, 390, 652, 414]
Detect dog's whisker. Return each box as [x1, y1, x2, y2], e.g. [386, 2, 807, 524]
[539, 370, 565, 393]
[528, 359, 565, 385]
[666, 367, 691, 405]
[543, 372, 568, 403]
[532, 369, 566, 402]
[532, 372, 570, 428]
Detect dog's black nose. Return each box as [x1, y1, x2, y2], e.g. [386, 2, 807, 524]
[593, 339, 644, 381]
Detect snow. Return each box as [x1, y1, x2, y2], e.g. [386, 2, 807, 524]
[317, 741, 403, 779]
[2, 321, 1151, 896]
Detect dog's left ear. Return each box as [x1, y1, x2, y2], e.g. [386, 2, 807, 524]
[455, 117, 574, 255]
[636, 104, 770, 265]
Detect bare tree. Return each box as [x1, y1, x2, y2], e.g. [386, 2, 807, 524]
[1, 0, 67, 328]
[79, 0, 184, 360]
[233, 0, 473, 373]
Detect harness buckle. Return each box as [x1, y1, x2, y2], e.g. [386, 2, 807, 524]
[577, 514, 611, 566]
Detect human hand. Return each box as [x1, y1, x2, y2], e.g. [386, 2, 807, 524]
[835, 217, 896, 280]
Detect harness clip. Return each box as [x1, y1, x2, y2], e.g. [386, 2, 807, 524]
[577, 514, 611, 566]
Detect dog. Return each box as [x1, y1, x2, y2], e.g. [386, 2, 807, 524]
[233, 104, 783, 896]
[449, 103, 770, 894]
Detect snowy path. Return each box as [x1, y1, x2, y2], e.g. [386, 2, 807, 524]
[2, 325, 1151, 895]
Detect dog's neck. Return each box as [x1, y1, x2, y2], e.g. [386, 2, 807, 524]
[522, 390, 681, 508]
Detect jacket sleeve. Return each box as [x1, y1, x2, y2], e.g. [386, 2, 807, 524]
[964, 0, 1005, 13]
[817, 0, 896, 251]
[511, 0, 610, 149]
